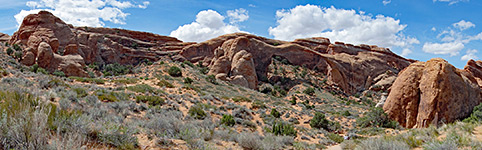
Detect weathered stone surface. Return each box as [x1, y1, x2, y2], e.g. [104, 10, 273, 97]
[9, 11, 190, 77]
[465, 59, 482, 88]
[180, 33, 412, 92]
[231, 50, 257, 89]
[384, 58, 482, 128]
[230, 75, 249, 88]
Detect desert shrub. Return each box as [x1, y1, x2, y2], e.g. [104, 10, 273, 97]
[102, 63, 132, 76]
[232, 96, 251, 102]
[6, 47, 13, 55]
[237, 132, 263, 150]
[72, 87, 88, 98]
[113, 78, 138, 84]
[303, 87, 315, 96]
[205, 75, 217, 84]
[199, 67, 209, 74]
[0, 90, 51, 149]
[14, 51, 23, 59]
[52, 70, 66, 77]
[183, 77, 194, 84]
[157, 79, 174, 88]
[463, 103, 482, 123]
[342, 110, 352, 116]
[127, 84, 156, 94]
[356, 107, 399, 129]
[31, 64, 39, 73]
[69, 76, 105, 84]
[13, 44, 22, 51]
[183, 60, 194, 67]
[189, 105, 207, 119]
[355, 138, 410, 150]
[37, 68, 48, 74]
[167, 66, 182, 77]
[0, 67, 7, 78]
[96, 124, 138, 150]
[95, 90, 128, 102]
[271, 108, 281, 118]
[326, 133, 344, 143]
[221, 114, 235, 126]
[271, 122, 297, 137]
[44, 78, 70, 89]
[260, 86, 272, 94]
[310, 112, 340, 132]
[135, 95, 164, 106]
[251, 100, 266, 109]
[422, 140, 457, 150]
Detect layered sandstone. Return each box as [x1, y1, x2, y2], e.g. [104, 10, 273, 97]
[9, 11, 190, 77]
[179, 33, 412, 92]
[384, 58, 482, 128]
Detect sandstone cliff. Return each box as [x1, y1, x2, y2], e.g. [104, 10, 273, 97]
[383, 58, 482, 128]
[9, 11, 191, 77]
[178, 33, 413, 93]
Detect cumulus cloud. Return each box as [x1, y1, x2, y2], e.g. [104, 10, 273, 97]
[422, 42, 464, 56]
[461, 49, 478, 61]
[453, 20, 475, 30]
[433, 0, 469, 5]
[15, 0, 150, 27]
[401, 48, 412, 57]
[170, 9, 248, 42]
[268, 5, 418, 48]
[227, 8, 249, 24]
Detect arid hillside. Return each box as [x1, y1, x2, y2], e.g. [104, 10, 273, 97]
[0, 11, 481, 150]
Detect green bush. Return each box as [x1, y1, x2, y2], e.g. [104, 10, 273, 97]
[205, 74, 217, 84]
[290, 96, 297, 105]
[69, 76, 105, 84]
[72, 87, 88, 98]
[52, 70, 66, 77]
[102, 63, 132, 76]
[157, 79, 174, 88]
[167, 66, 182, 77]
[127, 84, 156, 93]
[221, 114, 235, 126]
[113, 78, 138, 84]
[326, 133, 344, 143]
[251, 100, 266, 109]
[31, 64, 39, 73]
[13, 44, 22, 51]
[6, 47, 13, 55]
[232, 96, 251, 102]
[135, 95, 165, 106]
[96, 90, 119, 102]
[310, 112, 340, 132]
[199, 67, 209, 74]
[271, 122, 297, 137]
[271, 108, 281, 118]
[356, 107, 399, 129]
[183, 77, 194, 84]
[303, 87, 315, 96]
[463, 103, 482, 123]
[342, 110, 352, 116]
[14, 51, 23, 59]
[183, 60, 194, 67]
[188, 105, 207, 120]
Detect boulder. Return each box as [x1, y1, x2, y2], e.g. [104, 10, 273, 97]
[230, 75, 250, 88]
[37, 42, 54, 69]
[384, 58, 482, 128]
[231, 50, 257, 89]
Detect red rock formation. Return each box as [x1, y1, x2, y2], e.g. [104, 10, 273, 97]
[465, 59, 482, 88]
[9, 11, 190, 77]
[180, 33, 412, 92]
[384, 58, 482, 128]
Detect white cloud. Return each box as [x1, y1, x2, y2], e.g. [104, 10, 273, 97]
[453, 20, 475, 30]
[268, 5, 418, 48]
[15, 0, 150, 27]
[422, 42, 464, 56]
[461, 49, 478, 61]
[431, 27, 436, 31]
[433, 0, 469, 5]
[401, 48, 412, 56]
[227, 8, 249, 24]
[383, 0, 391, 5]
[170, 9, 247, 42]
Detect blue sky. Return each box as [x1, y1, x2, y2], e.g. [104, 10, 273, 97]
[0, 0, 481, 68]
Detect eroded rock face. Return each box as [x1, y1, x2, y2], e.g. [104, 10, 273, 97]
[180, 33, 412, 92]
[384, 58, 482, 128]
[465, 59, 482, 88]
[9, 11, 190, 77]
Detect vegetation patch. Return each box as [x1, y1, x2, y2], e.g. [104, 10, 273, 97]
[69, 76, 106, 84]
